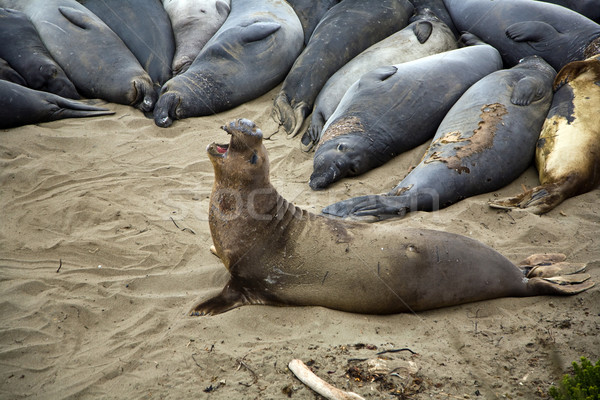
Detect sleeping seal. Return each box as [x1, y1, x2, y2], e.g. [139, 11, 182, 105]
[1, 0, 157, 111]
[153, 0, 303, 127]
[0, 8, 79, 99]
[190, 118, 593, 316]
[301, 8, 457, 151]
[322, 55, 556, 219]
[0, 80, 113, 129]
[271, 0, 414, 138]
[443, 0, 600, 71]
[489, 54, 600, 214]
[308, 42, 501, 190]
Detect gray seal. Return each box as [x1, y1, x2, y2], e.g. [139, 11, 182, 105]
[271, 0, 414, 138]
[0, 80, 113, 129]
[322, 55, 557, 219]
[190, 118, 594, 316]
[309, 42, 502, 190]
[153, 0, 303, 127]
[1, 0, 157, 111]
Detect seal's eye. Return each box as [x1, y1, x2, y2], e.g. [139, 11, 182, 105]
[250, 152, 258, 164]
[337, 143, 346, 152]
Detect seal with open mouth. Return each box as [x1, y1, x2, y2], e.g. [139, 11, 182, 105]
[191, 119, 594, 316]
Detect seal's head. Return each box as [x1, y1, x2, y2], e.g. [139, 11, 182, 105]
[207, 118, 270, 187]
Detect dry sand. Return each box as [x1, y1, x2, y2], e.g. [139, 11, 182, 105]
[0, 86, 598, 399]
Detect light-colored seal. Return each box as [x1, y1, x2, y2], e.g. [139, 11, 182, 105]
[191, 118, 594, 316]
[271, 0, 414, 138]
[301, 8, 458, 151]
[153, 0, 303, 127]
[322, 55, 556, 219]
[489, 54, 600, 214]
[79, 0, 175, 86]
[1, 0, 157, 111]
[0, 8, 79, 99]
[443, 0, 600, 71]
[309, 42, 501, 190]
[162, 0, 231, 75]
[0, 80, 114, 129]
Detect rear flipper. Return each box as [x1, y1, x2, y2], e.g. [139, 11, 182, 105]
[517, 253, 586, 278]
[488, 182, 568, 215]
[527, 275, 594, 296]
[519, 253, 566, 266]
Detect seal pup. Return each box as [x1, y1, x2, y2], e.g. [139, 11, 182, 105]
[308, 42, 501, 190]
[0, 8, 79, 99]
[0, 58, 26, 86]
[0, 80, 114, 129]
[443, 0, 600, 71]
[1, 0, 157, 112]
[162, 0, 231, 75]
[191, 119, 593, 316]
[301, 8, 458, 152]
[78, 0, 175, 87]
[285, 0, 341, 45]
[489, 54, 600, 214]
[153, 0, 303, 128]
[322, 55, 557, 219]
[271, 0, 414, 138]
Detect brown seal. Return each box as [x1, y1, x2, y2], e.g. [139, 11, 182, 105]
[489, 54, 600, 214]
[191, 119, 594, 316]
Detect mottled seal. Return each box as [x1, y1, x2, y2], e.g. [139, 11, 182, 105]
[0, 57, 25, 86]
[162, 0, 231, 75]
[322, 55, 556, 219]
[190, 119, 593, 316]
[285, 0, 341, 45]
[489, 54, 600, 214]
[443, 0, 600, 71]
[271, 0, 414, 138]
[1, 0, 157, 111]
[301, 8, 458, 152]
[0, 8, 79, 99]
[153, 0, 303, 128]
[79, 0, 175, 86]
[308, 42, 501, 190]
[0, 80, 114, 129]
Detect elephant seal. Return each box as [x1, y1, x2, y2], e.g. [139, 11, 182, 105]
[153, 0, 303, 128]
[301, 8, 458, 152]
[271, 0, 414, 138]
[489, 54, 600, 214]
[443, 0, 600, 71]
[0, 80, 114, 129]
[0, 58, 26, 86]
[286, 0, 341, 45]
[0, 8, 79, 99]
[190, 118, 593, 316]
[322, 55, 556, 219]
[308, 42, 501, 190]
[408, 0, 459, 37]
[78, 0, 175, 86]
[536, 0, 600, 23]
[162, 0, 231, 75]
[1, 0, 157, 112]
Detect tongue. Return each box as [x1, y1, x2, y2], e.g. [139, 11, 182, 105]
[216, 145, 228, 154]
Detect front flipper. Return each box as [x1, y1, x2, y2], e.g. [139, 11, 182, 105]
[322, 194, 408, 220]
[240, 22, 281, 43]
[50, 96, 115, 120]
[510, 76, 547, 106]
[58, 6, 104, 31]
[505, 21, 559, 43]
[488, 182, 568, 215]
[271, 91, 310, 137]
[190, 282, 248, 316]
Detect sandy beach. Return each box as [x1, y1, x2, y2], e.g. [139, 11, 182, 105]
[1, 86, 598, 399]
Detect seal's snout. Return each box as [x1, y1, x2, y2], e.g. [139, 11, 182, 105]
[221, 118, 263, 139]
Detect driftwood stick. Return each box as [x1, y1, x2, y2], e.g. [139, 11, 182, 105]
[288, 359, 365, 400]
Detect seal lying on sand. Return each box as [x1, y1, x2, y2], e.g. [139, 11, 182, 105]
[0, 8, 79, 99]
[190, 119, 593, 316]
[443, 0, 600, 71]
[153, 0, 303, 127]
[322, 55, 556, 219]
[489, 54, 600, 214]
[271, 0, 414, 138]
[0, 80, 113, 129]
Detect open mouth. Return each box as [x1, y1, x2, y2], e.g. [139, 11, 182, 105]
[207, 142, 229, 157]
